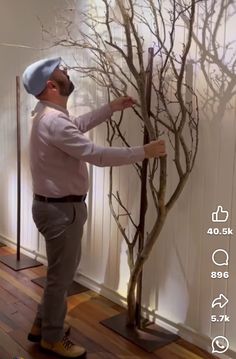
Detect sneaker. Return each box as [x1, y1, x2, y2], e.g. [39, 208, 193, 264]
[41, 335, 86, 358]
[28, 320, 71, 343]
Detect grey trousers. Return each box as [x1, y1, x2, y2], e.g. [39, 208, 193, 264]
[32, 199, 87, 342]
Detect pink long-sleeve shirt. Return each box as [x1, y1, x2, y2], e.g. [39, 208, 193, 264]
[30, 101, 145, 197]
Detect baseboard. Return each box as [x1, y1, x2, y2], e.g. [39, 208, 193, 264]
[75, 271, 236, 358]
[74, 271, 127, 308]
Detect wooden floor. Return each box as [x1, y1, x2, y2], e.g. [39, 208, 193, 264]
[0, 246, 216, 359]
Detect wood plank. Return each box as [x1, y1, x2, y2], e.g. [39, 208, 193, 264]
[0, 275, 39, 312]
[0, 345, 12, 359]
[67, 312, 158, 358]
[0, 326, 34, 359]
[0, 248, 217, 359]
[176, 339, 219, 359]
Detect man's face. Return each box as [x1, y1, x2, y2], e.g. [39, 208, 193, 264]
[51, 66, 74, 97]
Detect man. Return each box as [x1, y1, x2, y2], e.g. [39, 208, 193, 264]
[23, 57, 166, 358]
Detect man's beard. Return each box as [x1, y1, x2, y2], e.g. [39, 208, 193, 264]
[56, 77, 75, 97]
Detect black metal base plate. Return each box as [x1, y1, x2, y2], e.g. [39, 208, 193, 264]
[0, 253, 42, 271]
[101, 312, 179, 352]
[31, 276, 89, 296]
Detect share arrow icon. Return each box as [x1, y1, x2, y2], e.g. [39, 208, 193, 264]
[212, 294, 229, 309]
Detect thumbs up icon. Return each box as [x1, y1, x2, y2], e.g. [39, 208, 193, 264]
[212, 206, 229, 223]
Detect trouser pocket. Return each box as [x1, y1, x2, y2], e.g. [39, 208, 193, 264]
[32, 200, 76, 239]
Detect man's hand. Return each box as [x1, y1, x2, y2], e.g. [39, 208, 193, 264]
[144, 140, 166, 158]
[110, 96, 136, 112]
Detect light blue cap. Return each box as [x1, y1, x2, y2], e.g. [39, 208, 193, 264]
[22, 57, 61, 96]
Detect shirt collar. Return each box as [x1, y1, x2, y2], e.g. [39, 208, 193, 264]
[40, 100, 69, 116]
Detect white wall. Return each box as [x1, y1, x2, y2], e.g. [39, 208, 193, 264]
[0, 0, 80, 254]
[0, 1, 235, 358]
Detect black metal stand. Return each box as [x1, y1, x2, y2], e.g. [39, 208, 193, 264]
[0, 253, 42, 271]
[0, 76, 42, 271]
[31, 276, 89, 296]
[101, 312, 178, 352]
[101, 48, 178, 352]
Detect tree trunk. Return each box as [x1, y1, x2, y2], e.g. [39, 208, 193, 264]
[126, 213, 167, 327]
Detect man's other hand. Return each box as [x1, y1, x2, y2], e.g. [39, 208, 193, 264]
[144, 140, 166, 158]
[110, 96, 137, 112]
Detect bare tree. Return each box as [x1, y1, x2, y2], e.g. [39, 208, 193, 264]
[45, 0, 200, 327]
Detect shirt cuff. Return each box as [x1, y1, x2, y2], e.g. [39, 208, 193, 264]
[132, 146, 145, 162]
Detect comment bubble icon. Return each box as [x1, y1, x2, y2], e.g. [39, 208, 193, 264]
[212, 249, 229, 266]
